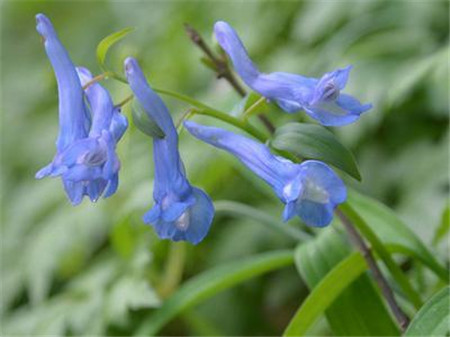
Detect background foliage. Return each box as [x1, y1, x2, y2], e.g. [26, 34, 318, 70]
[1, 1, 449, 336]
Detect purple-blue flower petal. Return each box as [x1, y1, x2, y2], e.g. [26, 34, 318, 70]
[294, 160, 346, 227]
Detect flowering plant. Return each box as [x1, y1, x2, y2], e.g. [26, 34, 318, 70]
[3, 6, 448, 337]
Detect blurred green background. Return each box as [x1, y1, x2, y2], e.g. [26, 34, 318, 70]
[1, 1, 449, 336]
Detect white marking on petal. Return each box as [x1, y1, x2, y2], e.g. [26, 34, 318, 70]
[303, 179, 329, 204]
[176, 211, 190, 231]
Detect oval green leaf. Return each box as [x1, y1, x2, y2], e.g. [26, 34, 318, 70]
[271, 123, 361, 180]
[132, 101, 165, 139]
[96, 27, 135, 70]
[405, 286, 450, 336]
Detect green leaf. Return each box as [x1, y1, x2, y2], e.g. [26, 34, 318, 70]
[96, 27, 135, 70]
[339, 202, 423, 309]
[271, 123, 361, 180]
[214, 200, 311, 242]
[132, 101, 165, 139]
[284, 252, 367, 336]
[291, 227, 399, 336]
[405, 286, 450, 336]
[348, 191, 449, 282]
[134, 250, 294, 336]
[433, 203, 450, 246]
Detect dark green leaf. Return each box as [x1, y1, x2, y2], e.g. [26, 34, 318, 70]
[96, 27, 135, 70]
[271, 123, 361, 180]
[132, 101, 165, 139]
[405, 286, 450, 336]
[134, 250, 294, 336]
[292, 227, 399, 336]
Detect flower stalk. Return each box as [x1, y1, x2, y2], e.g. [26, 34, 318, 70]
[336, 208, 410, 331]
[184, 23, 276, 134]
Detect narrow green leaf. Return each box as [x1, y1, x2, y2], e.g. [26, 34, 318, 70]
[405, 286, 450, 336]
[132, 101, 165, 139]
[348, 191, 449, 282]
[433, 203, 450, 246]
[135, 250, 294, 336]
[214, 200, 311, 242]
[339, 202, 423, 309]
[284, 252, 367, 336]
[271, 123, 361, 180]
[96, 27, 135, 70]
[292, 227, 399, 336]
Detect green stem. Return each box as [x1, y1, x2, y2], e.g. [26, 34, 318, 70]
[158, 242, 187, 299]
[116, 94, 134, 107]
[242, 96, 266, 120]
[106, 71, 270, 142]
[339, 202, 423, 309]
[153, 87, 268, 142]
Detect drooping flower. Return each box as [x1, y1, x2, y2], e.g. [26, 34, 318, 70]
[35, 14, 127, 204]
[184, 121, 346, 227]
[124, 57, 214, 244]
[214, 21, 372, 126]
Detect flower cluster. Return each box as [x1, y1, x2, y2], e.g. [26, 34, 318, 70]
[35, 14, 127, 205]
[36, 15, 371, 244]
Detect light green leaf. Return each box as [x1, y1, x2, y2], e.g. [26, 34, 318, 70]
[291, 227, 399, 336]
[132, 101, 165, 139]
[96, 27, 135, 70]
[284, 252, 367, 336]
[405, 286, 450, 336]
[348, 191, 449, 282]
[134, 250, 294, 336]
[271, 123, 361, 180]
[214, 200, 311, 242]
[433, 203, 450, 246]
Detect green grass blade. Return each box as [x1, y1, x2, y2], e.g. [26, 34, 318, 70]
[283, 252, 367, 336]
[405, 286, 450, 336]
[340, 202, 423, 309]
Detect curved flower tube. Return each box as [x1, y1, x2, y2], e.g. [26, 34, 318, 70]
[184, 121, 346, 227]
[35, 14, 127, 204]
[214, 21, 372, 126]
[124, 57, 214, 244]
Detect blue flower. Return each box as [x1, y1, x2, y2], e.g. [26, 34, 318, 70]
[214, 21, 372, 126]
[124, 57, 214, 244]
[184, 121, 346, 227]
[35, 14, 127, 204]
